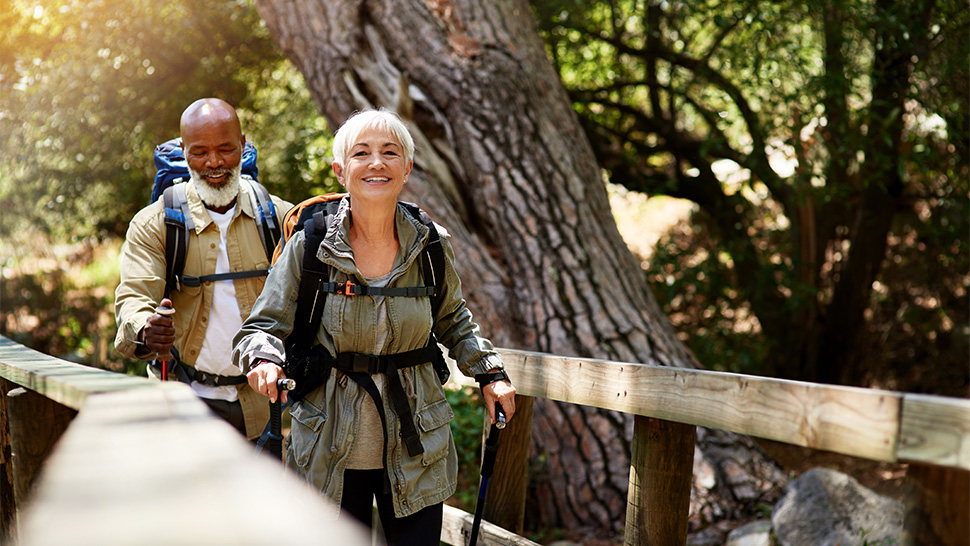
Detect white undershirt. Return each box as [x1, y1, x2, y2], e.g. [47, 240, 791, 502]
[193, 206, 242, 402]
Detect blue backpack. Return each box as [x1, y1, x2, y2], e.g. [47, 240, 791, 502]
[152, 138, 280, 297]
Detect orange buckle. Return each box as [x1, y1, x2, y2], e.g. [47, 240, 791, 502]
[343, 281, 356, 296]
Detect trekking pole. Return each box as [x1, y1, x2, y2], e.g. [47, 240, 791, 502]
[152, 303, 175, 380]
[469, 403, 506, 546]
[268, 377, 296, 460]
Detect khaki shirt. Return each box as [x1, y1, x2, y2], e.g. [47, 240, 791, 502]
[114, 180, 293, 439]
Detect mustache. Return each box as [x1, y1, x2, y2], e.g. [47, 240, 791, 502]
[197, 167, 233, 177]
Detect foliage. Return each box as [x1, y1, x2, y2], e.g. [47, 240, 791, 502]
[532, 0, 969, 389]
[0, 0, 336, 245]
[0, 235, 142, 373]
[0, 0, 338, 374]
[445, 384, 485, 512]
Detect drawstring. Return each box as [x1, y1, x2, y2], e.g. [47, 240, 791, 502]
[403, 367, 418, 401]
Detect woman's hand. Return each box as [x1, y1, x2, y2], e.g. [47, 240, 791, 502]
[482, 379, 516, 425]
[247, 361, 288, 404]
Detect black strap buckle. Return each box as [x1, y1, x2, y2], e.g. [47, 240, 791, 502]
[351, 354, 383, 374]
[194, 369, 213, 384]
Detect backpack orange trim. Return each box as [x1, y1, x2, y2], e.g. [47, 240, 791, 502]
[271, 193, 347, 264]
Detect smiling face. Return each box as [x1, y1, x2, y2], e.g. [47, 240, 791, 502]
[333, 126, 413, 205]
[179, 99, 245, 208]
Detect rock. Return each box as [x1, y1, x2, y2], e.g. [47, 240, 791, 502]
[725, 520, 773, 546]
[772, 467, 902, 546]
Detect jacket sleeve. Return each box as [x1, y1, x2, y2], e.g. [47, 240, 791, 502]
[431, 227, 505, 378]
[114, 206, 166, 359]
[232, 228, 304, 373]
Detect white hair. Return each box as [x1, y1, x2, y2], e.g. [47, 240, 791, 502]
[331, 109, 415, 169]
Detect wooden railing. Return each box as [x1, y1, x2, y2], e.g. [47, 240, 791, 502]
[2, 334, 968, 545]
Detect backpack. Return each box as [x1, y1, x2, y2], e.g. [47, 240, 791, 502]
[152, 138, 281, 297]
[277, 194, 449, 402]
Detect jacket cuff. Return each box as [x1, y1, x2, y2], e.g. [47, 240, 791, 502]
[467, 354, 504, 378]
[247, 351, 284, 372]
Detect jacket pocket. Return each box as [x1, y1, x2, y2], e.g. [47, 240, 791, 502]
[289, 398, 327, 468]
[414, 397, 454, 467]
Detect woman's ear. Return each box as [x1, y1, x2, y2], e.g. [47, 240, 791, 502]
[333, 162, 345, 185]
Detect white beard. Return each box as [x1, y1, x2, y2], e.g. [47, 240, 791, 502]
[189, 164, 242, 208]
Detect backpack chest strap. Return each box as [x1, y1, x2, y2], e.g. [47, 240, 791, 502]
[322, 280, 435, 298]
[178, 269, 269, 287]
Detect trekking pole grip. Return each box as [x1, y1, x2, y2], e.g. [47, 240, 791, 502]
[268, 378, 296, 460]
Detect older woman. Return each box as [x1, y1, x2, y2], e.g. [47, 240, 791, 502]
[233, 109, 515, 545]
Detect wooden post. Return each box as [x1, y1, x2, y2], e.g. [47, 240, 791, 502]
[1, 378, 16, 542]
[901, 463, 970, 546]
[7, 386, 76, 512]
[484, 394, 534, 533]
[625, 415, 695, 546]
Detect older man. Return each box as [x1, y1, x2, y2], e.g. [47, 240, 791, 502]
[115, 98, 293, 439]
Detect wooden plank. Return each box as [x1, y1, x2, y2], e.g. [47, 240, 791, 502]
[0, 378, 16, 542]
[498, 349, 904, 464]
[7, 387, 76, 514]
[440, 504, 541, 546]
[484, 395, 533, 534]
[625, 416, 695, 546]
[898, 393, 970, 469]
[16, 384, 371, 546]
[0, 336, 153, 411]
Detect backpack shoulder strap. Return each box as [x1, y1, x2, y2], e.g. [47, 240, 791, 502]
[291, 206, 339, 348]
[401, 203, 445, 315]
[272, 193, 348, 265]
[243, 177, 280, 261]
[162, 183, 194, 297]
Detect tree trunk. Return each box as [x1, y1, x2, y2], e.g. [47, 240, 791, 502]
[815, 0, 932, 386]
[255, 0, 786, 533]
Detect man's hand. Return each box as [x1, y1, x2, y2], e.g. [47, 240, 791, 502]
[247, 361, 288, 404]
[142, 298, 176, 356]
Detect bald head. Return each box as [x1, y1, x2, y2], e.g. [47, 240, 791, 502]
[180, 98, 243, 141]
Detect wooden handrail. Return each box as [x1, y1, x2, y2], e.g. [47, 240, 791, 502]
[3, 335, 968, 545]
[0, 336, 371, 545]
[447, 348, 970, 471]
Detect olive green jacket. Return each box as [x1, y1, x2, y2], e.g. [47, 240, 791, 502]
[114, 180, 293, 439]
[232, 198, 504, 518]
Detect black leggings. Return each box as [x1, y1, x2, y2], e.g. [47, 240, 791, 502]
[201, 397, 246, 436]
[340, 469, 443, 546]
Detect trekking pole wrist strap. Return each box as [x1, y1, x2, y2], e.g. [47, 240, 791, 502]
[475, 370, 509, 389]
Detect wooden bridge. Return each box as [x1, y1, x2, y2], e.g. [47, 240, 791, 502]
[1, 334, 967, 545]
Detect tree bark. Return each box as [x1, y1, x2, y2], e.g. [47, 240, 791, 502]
[902, 464, 970, 546]
[255, 0, 786, 533]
